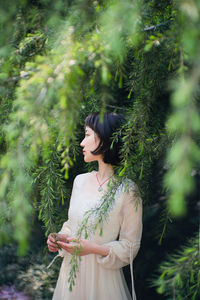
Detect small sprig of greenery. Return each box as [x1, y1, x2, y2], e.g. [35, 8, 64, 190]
[67, 176, 123, 291]
[68, 240, 82, 291]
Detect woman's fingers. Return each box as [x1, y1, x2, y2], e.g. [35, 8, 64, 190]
[47, 234, 58, 252]
[48, 246, 58, 252]
[66, 237, 79, 243]
[47, 233, 59, 253]
[56, 234, 69, 243]
[57, 241, 73, 249]
[48, 234, 56, 243]
[47, 239, 57, 247]
[47, 242, 58, 251]
[47, 238, 56, 247]
[57, 240, 80, 251]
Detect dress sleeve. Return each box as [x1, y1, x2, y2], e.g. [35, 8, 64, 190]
[96, 182, 143, 269]
[58, 221, 71, 236]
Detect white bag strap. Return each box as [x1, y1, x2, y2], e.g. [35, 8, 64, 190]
[130, 244, 136, 300]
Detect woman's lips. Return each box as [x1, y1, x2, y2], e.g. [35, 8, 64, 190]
[83, 150, 86, 154]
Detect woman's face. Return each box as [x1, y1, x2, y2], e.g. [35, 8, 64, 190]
[80, 126, 102, 162]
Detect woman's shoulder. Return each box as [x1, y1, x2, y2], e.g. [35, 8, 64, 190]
[73, 172, 92, 185]
[119, 177, 137, 192]
[118, 177, 142, 203]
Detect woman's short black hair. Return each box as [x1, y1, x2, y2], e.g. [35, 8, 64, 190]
[85, 112, 125, 165]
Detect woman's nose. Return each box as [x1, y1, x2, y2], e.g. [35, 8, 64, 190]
[80, 139, 84, 147]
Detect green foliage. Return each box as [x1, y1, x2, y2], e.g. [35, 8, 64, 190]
[153, 234, 200, 300]
[0, 0, 199, 298]
[164, 0, 200, 216]
[33, 145, 70, 236]
[0, 19, 84, 253]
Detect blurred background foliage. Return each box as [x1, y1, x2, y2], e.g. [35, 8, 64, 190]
[0, 0, 199, 299]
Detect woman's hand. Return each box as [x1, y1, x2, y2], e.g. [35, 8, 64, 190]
[57, 237, 95, 256]
[47, 233, 58, 252]
[47, 233, 69, 252]
[57, 237, 110, 257]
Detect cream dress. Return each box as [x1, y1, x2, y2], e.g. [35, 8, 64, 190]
[52, 172, 143, 300]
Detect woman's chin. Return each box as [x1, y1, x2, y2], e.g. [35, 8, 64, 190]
[84, 157, 92, 163]
[83, 156, 96, 163]
[83, 155, 89, 162]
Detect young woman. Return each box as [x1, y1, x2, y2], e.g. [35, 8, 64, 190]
[47, 112, 143, 300]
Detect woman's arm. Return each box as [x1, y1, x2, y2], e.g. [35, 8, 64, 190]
[57, 237, 110, 256]
[96, 184, 142, 269]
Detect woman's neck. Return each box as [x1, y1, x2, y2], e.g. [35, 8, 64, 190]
[97, 160, 114, 181]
